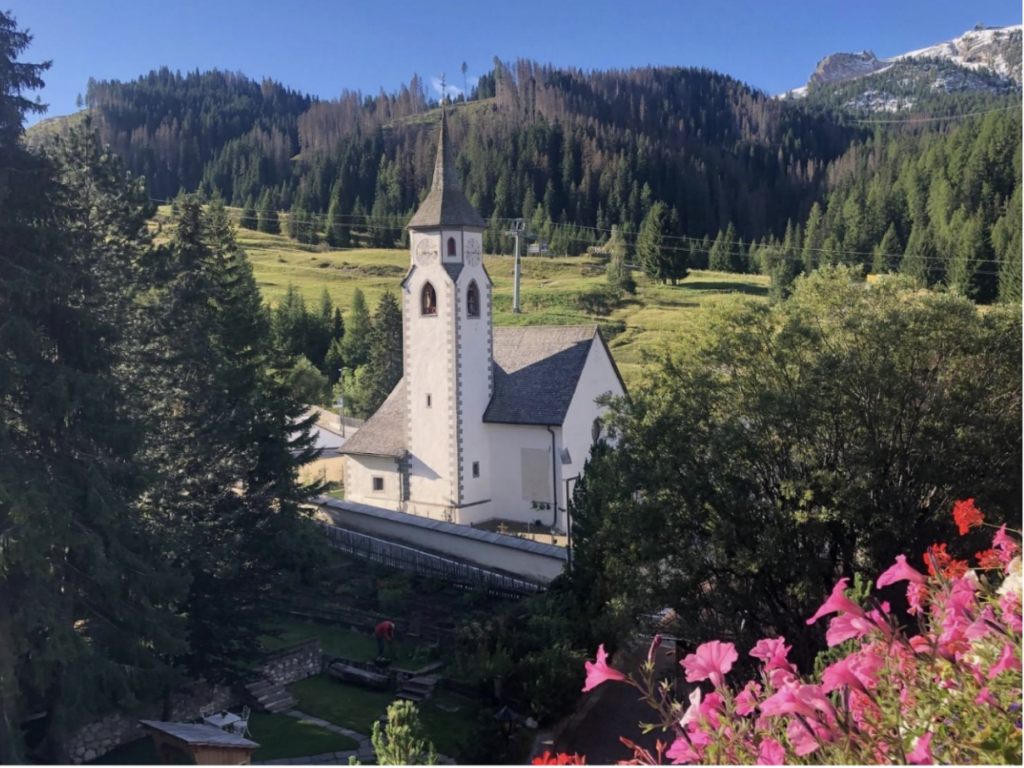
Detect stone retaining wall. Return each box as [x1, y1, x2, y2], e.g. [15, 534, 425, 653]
[261, 637, 322, 686]
[67, 639, 322, 764]
[66, 681, 235, 765]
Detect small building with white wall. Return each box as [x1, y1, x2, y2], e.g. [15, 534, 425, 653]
[340, 109, 627, 533]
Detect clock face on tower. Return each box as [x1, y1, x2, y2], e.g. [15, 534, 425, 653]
[465, 237, 482, 266]
[415, 238, 438, 266]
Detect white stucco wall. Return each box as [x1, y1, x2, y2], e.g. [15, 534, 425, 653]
[344, 455, 402, 508]
[470, 423, 561, 527]
[559, 336, 626, 505]
[454, 234, 492, 514]
[405, 232, 456, 514]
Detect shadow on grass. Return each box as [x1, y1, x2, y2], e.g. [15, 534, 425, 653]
[681, 281, 768, 296]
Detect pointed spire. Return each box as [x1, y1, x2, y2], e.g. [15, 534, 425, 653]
[430, 105, 462, 193]
[407, 106, 486, 230]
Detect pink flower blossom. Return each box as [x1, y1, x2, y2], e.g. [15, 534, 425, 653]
[647, 634, 662, 664]
[988, 643, 1021, 679]
[907, 732, 933, 765]
[907, 582, 929, 615]
[825, 612, 879, 647]
[750, 637, 793, 671]
[974, 687, 997, 706]
[964, 606, 1002, 640]
[735, 681, 761, 716]
[756, 738, 785, 766]
[665, 736, 700, 765]
[680, 640, 738, 689]
[821, 657, 869, 696]
[876, 554, 928, 587]
[759, 683, 835, 724]
[679, 687, 702, 729]
[786, 718, 831, 757]
[993, 524, 1019, 566]
[699, 691, 724, 729]
[582, 644, 628, 692]
[1000, 592, 1022, 633]
[806, 578, 865, 625]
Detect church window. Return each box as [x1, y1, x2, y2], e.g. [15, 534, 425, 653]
[591, 417, 604, 443]
[447, 237, 457, 256]
[472, 461, 480, 478]
[426, 394, 432, 408]
[466, 281, 480, 317]
[372, 477, 384, 492]
[421, 282, 437, 315]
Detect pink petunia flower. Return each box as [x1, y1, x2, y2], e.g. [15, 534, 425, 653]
[735, 681, 762, 716]
[679, 686, 702, 728]
[993, 524, 1019, 566]
[756, 738, 785, 766]
[907, 581, 929, 615]
[786, 718, 832, 757]
[999, 592, 1022, 632]
[825, 612, 879, 647]
[665, 736, 700, 765]
[821, 657, 869, 696]
[806, 578, 865, 625]
[750, 637, 794, 672]
[680, 640, 738, 689]
[964, 606, 1003, 640]
[876, 554, 928, 587]
[582, 644, 628, 692]
[907, 732, 933, 765]
[988, 643, 1022, 680]
[647, 634, 662, 664]
[974, 687, 998, 706]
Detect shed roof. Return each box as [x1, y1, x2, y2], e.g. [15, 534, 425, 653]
[138, 721, 258, 749]
[338, 378, 406, 458]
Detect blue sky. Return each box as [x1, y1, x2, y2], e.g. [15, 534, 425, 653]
[11, 0, 1022, 124]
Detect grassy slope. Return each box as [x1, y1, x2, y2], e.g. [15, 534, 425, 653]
[172, 207, 769, 388]
[260, 618, 424, 665]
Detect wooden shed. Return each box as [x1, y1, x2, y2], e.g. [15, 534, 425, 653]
[138, 720, 259, 765]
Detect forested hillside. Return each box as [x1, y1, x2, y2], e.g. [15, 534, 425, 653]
[34, 57, 1023, 303]
[76, 63, 858, 247]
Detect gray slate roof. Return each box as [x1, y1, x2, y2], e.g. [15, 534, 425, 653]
[484, 326, 600, 426]
[406, 110, 486, 230]
[342, 326, 622, 456]
[338, 378, 406, 458]
[138, 721, 258, 749]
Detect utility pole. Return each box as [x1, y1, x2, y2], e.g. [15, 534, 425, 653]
[503, 218, 531, 314]
[338, 366, 346, 438]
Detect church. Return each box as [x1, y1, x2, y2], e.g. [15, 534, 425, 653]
[340, 110, 627, 532]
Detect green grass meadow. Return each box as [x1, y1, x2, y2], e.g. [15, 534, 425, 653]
[155, 205, 769, 388]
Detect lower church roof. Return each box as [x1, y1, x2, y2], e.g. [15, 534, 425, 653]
[341, 325, 623, 458]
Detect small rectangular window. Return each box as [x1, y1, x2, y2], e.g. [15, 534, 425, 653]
[472, 461, 480, 478]
[372, 477, 384, 492]
[426, 394, 432, 408]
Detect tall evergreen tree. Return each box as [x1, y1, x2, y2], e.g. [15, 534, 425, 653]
[341, 287, 372, 369]
[326, 179, 350, 247]
[241, 195, 258, 230]
[257, 189, 280, 234]
[993, 186, 1022, 305]
[871, 224, 902, 274]
[363, 291, 404, 414]
[709, 222, 743, 273]
[605, 225, 636, 296]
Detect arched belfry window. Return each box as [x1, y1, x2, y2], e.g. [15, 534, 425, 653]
[466, 281, 480, 317]
[447, 237, 457, 257]
[421, 282, 437, 316]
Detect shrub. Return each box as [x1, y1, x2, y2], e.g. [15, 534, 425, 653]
[517, 644, 588, 723]
[578, 500, 1022, 765]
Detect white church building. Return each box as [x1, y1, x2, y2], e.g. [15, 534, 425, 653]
[340, 110, 627, 532]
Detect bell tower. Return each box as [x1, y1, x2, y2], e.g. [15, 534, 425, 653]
[402, 107, 493, 521]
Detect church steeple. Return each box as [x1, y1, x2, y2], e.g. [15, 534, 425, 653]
[407, 107, 486, 230]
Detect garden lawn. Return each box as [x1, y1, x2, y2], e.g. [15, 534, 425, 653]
[289, 674, 395, 735]
[260, 618, 424, 664]
[248, 712, 358, 761]
[417, 692, 483, 759]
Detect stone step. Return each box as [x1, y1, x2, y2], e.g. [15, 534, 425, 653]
[396, 690, 427, 703]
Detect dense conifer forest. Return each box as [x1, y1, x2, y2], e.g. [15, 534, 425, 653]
[67, 60, 1021, 301]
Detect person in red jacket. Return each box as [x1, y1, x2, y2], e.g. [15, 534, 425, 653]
[374, 620, 395, 658]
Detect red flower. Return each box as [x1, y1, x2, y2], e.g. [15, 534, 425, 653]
[975, 549, 1002, 569]
[952, 498, 984, 536]
[533, 751, 586, 765]
[924, 543, 968, 579]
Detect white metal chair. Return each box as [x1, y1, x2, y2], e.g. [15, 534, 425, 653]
[232, 706, 251, 737]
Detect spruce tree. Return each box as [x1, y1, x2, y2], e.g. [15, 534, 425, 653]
[241, 195, 258, 230]
[363, 291, 404, 414]
[257, 190, 280, 234]
[636, 202, 672, 283]
[341, 287, 372, 369]
[871, 224, 902, 275]
[605, 225, 636, 295]
[993, 186, 1022, 304]
[709, 222, 742, 273]
[326, 179, 349, 247]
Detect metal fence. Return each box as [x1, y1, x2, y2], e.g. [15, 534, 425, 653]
[319, 523, 545, 599]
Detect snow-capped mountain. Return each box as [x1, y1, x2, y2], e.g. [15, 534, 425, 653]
[782, 24, 1022, 104]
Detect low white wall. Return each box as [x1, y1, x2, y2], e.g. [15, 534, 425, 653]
[317, 498, 566, 584]
[345, 454, 403, 508]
